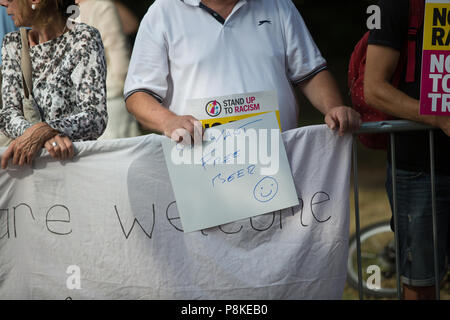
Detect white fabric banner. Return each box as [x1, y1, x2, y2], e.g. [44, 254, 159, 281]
[0, 125, 352, 300]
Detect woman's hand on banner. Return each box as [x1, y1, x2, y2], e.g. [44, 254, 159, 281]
[44, 134, 74, 161]
[1, 122, 58, 169]
[325, 106, 362, 136]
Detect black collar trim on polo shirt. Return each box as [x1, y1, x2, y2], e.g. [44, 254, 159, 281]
[199, 2, 226, 24]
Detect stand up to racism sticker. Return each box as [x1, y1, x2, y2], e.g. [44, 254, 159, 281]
[186, 91, 281, 130]
[420, 0, 450, 115]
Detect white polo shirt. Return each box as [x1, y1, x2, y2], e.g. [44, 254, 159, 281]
[124, 0, 327, 131]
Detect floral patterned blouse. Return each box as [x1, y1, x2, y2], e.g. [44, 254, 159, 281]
[0, 23, 107, 141]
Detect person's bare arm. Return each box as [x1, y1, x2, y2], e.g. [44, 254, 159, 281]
[364, 44, 450, 136]
[298, 69, 361, 136]
[125, 92, 201, 141]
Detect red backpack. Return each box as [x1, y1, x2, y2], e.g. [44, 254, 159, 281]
[348, 0, 425, 149]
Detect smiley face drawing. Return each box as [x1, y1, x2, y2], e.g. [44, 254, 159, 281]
[253, 177, 279, 203]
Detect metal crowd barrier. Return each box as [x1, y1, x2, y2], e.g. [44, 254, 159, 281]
[352, 120, 441, 300]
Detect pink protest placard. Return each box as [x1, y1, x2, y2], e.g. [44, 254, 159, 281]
[420, 51, 450, 115]
[419, 0, 450, 116]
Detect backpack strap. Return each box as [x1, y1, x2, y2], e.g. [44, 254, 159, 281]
[405, 0, 425, 83]
[19, 28, 32, 99]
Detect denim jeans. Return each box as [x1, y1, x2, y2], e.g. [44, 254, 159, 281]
[386, 164, 449, 286]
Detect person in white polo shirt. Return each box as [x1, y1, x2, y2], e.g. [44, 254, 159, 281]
[124, 0, 361, 139]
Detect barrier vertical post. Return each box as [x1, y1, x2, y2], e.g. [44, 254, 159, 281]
[353, 120, 437, 299]
[390, 133, 402, 300]
[429, 130, 440, 300]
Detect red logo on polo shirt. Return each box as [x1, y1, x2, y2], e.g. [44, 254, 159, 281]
[205, 100, 222, 117]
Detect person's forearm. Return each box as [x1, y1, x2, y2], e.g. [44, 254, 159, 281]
[297, 69, 361, 134]
[297, 70, 344, 115]
[364, 80, 440, 127]
[32, 122, 60, 143]
[364, 44, 442, 128]
[125, 92, 175, 135]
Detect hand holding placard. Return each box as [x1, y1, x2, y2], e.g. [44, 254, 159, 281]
[162, 112, 299, 233]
